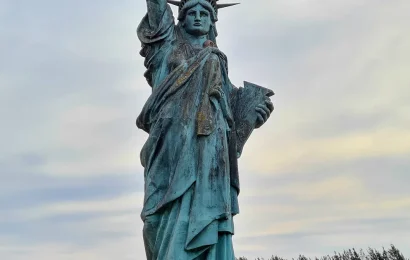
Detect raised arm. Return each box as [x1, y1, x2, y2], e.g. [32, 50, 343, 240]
[138, 0, 174, 44]
[138, 0, 175, 88]
[145, 0, 168, 30]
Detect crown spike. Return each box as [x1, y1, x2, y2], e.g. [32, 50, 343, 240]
[167, 0, 239, 12]
[167, 0, 182, 7]
[217, 3, 239, 9]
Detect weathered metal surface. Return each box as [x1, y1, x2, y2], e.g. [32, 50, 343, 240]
[136, 1, 274, 259]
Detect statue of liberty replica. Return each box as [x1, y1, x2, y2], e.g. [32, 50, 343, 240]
[136, 0, 274, 259]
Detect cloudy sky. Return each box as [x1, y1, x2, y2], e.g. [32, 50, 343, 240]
[1, 0, 410, 259]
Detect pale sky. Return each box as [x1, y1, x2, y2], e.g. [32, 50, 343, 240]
[1, 0, 410, 259]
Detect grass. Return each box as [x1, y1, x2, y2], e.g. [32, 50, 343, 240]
[236, 245, 408, 260]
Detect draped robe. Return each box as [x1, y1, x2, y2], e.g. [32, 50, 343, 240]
[137, 4, 242, 260]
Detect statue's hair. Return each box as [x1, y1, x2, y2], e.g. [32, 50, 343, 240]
[177, 0, 218, 22]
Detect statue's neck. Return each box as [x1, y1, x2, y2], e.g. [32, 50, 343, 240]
[181, 29, 208, 48]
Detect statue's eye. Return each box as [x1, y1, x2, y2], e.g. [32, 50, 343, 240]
[200, 11, 209, 17]
[188, 12, 195, 16]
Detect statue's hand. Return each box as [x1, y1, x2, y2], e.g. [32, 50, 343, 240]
[255, 98, 274, 128]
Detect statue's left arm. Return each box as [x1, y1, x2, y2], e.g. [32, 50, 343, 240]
[228, 81, 274, 129]
[254, 96, 274, 128]
[226, 80, 274, 157]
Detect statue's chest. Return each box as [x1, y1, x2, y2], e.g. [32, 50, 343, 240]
[167, 43, 202, 71]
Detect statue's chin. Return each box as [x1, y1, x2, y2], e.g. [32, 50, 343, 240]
[185, 28, 209, 37]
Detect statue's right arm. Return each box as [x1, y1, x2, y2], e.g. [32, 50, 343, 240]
[145, 0, 168, 29]
[138, 0, 174, 87]
[138, 0, 174, 45]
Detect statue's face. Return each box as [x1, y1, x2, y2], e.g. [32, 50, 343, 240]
[183, 4, 212, 36]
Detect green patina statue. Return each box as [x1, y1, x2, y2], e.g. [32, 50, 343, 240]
[136, 0, 274, 259]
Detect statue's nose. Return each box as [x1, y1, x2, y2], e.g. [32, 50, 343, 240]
[195, 12, 201, 21]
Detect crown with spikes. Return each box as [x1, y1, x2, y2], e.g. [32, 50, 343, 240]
[167, 0, 239, 14]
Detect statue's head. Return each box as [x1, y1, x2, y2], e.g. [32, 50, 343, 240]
[181, 3, 214, 36]
[168, 0, 239, 38]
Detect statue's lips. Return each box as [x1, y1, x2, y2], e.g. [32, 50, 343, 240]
[193, 23, 202, 26]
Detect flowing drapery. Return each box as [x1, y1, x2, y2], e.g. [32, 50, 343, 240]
[137, 4, 240, 259]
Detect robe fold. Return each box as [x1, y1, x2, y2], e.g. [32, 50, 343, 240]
[137, 4, 240, 260]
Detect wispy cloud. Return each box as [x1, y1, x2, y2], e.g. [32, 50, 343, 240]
[1, 0, 410, 259]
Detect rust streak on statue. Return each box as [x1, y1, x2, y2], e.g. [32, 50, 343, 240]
[136, 0, 274, 259]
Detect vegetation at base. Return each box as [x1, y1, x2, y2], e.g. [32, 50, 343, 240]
[236, 245, 408, 260]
